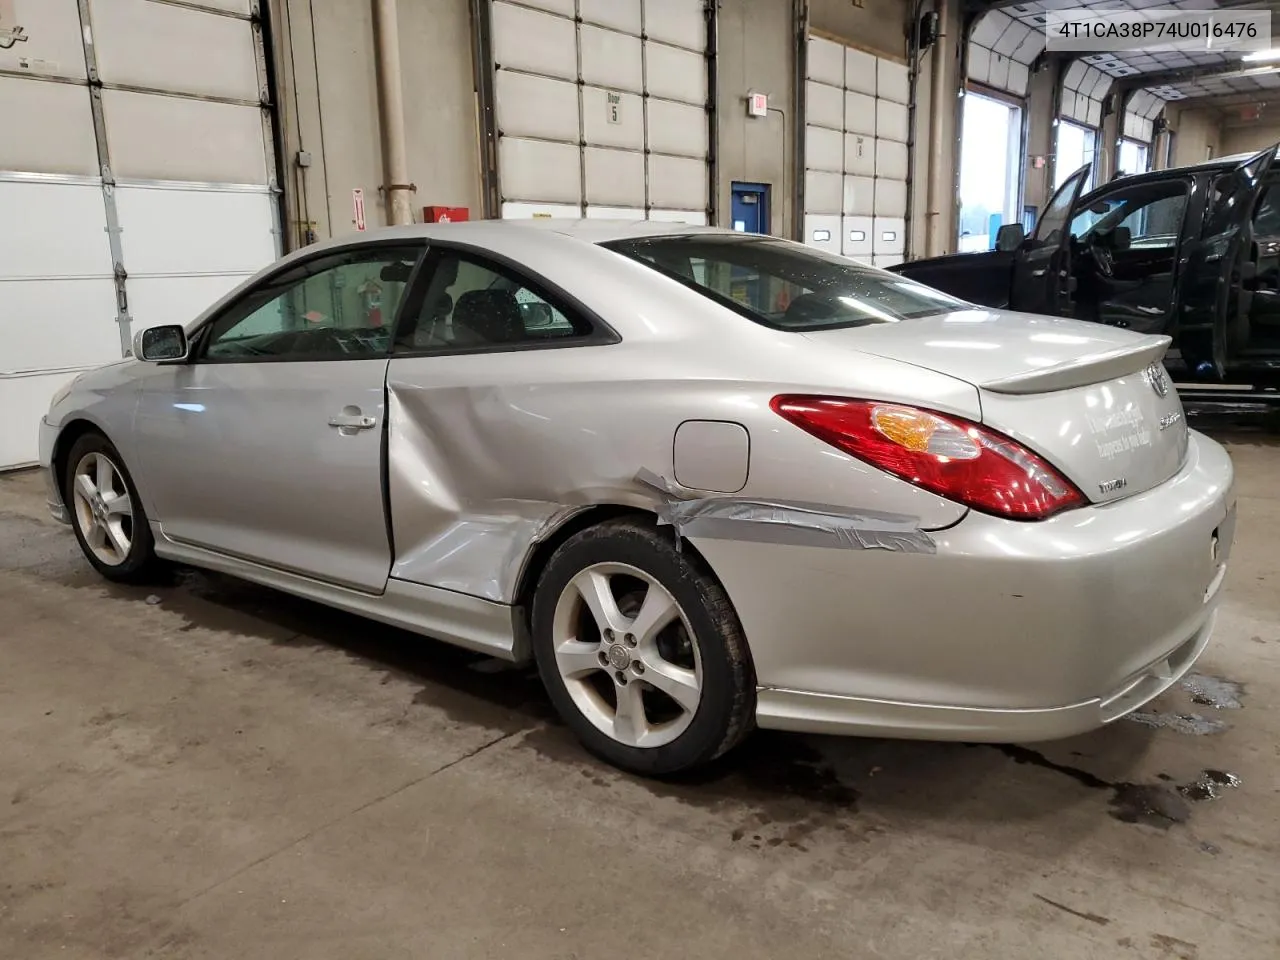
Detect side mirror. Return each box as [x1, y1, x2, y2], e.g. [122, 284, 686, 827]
[133, 324, 189, 362]
[994, 223, 1025, 252]
[1111, 225, 1131, 251]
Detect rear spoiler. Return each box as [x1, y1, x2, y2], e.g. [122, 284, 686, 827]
[981, 335, 1171, 395]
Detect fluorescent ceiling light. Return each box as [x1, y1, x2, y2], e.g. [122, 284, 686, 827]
[1243, 49, 1280, 62]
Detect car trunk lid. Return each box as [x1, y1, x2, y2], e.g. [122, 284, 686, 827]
[802, 308, 1190, 503]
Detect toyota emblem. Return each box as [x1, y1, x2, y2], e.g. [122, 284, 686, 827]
[1144, 362, 1169, 398]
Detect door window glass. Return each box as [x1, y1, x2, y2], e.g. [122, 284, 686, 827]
[1252, 182, 1280, 236]
[1068, 181, 1188, 250]
[394, 252, 592, 351]
[204, 246, 421, 361]
[1031, 166, 1088, 247]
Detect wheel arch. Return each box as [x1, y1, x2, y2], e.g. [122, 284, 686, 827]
[51, 418, 112, 499]
[510, 504, 727, 641]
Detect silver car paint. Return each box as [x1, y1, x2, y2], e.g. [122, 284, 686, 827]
[39, 220, 1236, 743]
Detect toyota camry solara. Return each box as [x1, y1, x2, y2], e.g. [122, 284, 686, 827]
[39, 220, 1236, 775]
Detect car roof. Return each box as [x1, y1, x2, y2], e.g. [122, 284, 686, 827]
[321, 217, 729, 249]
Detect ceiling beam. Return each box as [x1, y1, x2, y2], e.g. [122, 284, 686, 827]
[1116, 61, 1280, 93]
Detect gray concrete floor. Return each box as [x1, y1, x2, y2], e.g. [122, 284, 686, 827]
[1, 432, 1278, 960]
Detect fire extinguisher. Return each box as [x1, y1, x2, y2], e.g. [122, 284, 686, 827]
[357, 278, 384, 327]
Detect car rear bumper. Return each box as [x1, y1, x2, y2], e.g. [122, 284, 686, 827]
[38, 417, 69, 524]
[693, 430, 1235, 742]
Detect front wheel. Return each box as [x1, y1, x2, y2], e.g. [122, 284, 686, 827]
[531, 518, 755, 776]
[64, 432, 163, 583]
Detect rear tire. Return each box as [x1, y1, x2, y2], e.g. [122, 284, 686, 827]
[64, 432, 164, 584]
[531, 518, 755, 776]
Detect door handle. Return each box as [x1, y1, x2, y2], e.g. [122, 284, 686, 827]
[1031, 268, 1047, 277]
[328, 414, 377, 430]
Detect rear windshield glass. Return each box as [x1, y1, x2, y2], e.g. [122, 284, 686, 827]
[605, 234, 969, 331]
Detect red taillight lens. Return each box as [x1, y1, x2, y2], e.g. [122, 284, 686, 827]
[770, 395, 1086, 521]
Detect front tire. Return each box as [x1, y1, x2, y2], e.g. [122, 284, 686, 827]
[531, 518, 755, 776]
[64, 432, 162, 583]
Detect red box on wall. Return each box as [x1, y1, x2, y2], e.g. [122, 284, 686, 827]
[423, 206, 469, 223]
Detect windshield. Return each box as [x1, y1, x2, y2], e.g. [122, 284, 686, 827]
[605, 235, 969, 331]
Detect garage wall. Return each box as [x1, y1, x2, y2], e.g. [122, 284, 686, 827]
[0, 0, 279, 470]
[716, 0, 795, 237]
[1221, 120, 1280, 157]
[489, 0, 711, 223]
[1169, 106, 1223, 166]
[270, 0, 480, 245]
[1022, 63, 1056, 212]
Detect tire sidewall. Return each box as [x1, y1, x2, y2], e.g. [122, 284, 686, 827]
[531, 522, 751, 776]
[64, 433, 156, 580]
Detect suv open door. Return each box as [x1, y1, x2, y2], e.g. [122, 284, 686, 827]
[1178, 144, 1279, 379]
[1009, 163, 1091, 316]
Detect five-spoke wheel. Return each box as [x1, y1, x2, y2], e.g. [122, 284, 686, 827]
[63, 432, 161, 582]
[532, 518, 755, 776]
[71, 451, 135, 567]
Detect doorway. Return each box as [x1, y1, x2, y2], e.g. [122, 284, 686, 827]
[730, 182, 771, 234]
[958, 91, 1024, 252]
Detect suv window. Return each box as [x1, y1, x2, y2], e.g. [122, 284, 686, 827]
[1253, 181, 1280, 236]
[202, 246, 421, 361]
[607, 234, 967, 330]
[394, 251, 591, 351]
[1068, 180, 1188, 250]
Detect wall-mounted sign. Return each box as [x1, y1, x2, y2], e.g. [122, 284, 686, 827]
[606, 90, 622, 125]
[747, 91, 768, 117]
[352, 188, 366, 232]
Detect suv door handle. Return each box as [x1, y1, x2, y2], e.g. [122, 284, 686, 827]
[328, 414, 377, 430]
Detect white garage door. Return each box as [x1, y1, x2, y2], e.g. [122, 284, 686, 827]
[0, 0, 279, 470]
[490, 0, 710, 224]
[802, 37, 909, 269]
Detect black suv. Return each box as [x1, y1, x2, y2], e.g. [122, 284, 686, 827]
[891, 144, 1280, 384]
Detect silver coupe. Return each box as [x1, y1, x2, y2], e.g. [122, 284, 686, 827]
[39, 220, 1237, 775]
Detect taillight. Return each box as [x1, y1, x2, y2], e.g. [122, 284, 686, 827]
[770, 395, 1086, 521]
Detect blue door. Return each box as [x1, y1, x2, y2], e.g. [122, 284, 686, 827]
[730, 182, 770, 234]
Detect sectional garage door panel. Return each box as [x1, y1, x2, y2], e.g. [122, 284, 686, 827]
[90, 0, 260, 101]
[491, 0, 711, 221]
[102, 92, 269, 184]
[0, 0, 280, 469]
[494, 71, 580, 143]
[803, 36, 910, 260]
[0, 79, 100, 176]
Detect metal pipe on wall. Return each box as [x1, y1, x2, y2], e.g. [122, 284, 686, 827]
[904, 0, 925, 261]
[373, 0, 413, 225]
[924, 0, 949, 257]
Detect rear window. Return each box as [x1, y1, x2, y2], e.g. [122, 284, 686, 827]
[605, 234, 968, 331]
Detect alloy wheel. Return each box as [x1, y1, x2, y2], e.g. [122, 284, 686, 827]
[71, 451, 134, 567]
[550, 562, 703, 748]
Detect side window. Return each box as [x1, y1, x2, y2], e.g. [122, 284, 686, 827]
[1067, 181, 1188, 251]
[1252, 182, 1280, 237]
[394, 252, 594, 351]
[203, 246, 421, 361]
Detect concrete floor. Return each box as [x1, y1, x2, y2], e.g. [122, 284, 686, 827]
[1, 432, 1278, 960]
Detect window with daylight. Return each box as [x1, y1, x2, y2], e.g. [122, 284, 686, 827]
[1055, 120, 1097, 192]
[958, 90, 1024, 252]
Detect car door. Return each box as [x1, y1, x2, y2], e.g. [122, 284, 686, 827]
[1178, 144, 1279, 378]
[133, 241, 427, 592]
[1063, 175, 1191, 335]
[1009, 163, 1091, 316]
[1244, 176, 1280, 352]
[384, 245, 615, 602]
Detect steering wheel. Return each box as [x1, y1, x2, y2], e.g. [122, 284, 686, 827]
[1090, 238, 1115, 278]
